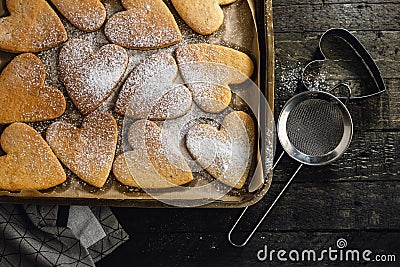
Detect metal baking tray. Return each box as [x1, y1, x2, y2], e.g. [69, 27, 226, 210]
[0, 0, 274, 207]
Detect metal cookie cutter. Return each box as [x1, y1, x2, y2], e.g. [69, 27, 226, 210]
[302, 28, 386, 99]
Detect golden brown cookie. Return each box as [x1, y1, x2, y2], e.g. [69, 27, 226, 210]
[113, 120, 193, 188]
[0, 53, 66, 124]
[50, 0, 106, 32]
[104, 0, 182, 49]
[0, 0, 67, 53]
[171, 0, 237, 35]
[46, 112, 118, 188]
[176, 43, 254, 113]
[0, 123, 66, 191]
[59, 39, 128, 115]
[115, 52, 192, 120]
[185, 111, 254, 189]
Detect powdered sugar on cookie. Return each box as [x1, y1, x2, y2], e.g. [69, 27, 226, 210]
[46, 112, 118, 188]
[186, 111, 255, 189]
[50, 0, 106, 32]
[176, 43, 254, 113]
[104, 0, 182, 49]
[0, 53, 66, 124]
[113, 119, 193, 188]
[0, 123, 66, 191]
[59, 39, 128, 115]
[115, 52, 192, 120]
[0, 0, 67, 53]
[171, 0, 237, 35]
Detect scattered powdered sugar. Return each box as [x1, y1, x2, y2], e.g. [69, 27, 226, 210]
[185, 111, 255, 188]
[38, 46, 62, 86]
[276, 60, 303, 95]
[51, 0, 106, 32]
[176, 44, 253, 81]
[28, 8, 67, 51]
[0, 123, 65, 191]
[0, 53, 65, 124]
[149, 84, 192, 119]
[104, 0, 181, 49]
[157, 104, 230, 173]
[118, 119, 193, 188]
[46, 112, 118, 188]
[0, 0, 67, 52]
[116, 52, 192, 119]
[186, 124, 232, 172]
[59, 38, 128, 114]
[175, 44, 254, 113]
[190, 82, 232, 113]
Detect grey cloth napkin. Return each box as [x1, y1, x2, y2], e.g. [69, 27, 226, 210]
[67, 206, 107, 249]
[0, 204, 129, 266]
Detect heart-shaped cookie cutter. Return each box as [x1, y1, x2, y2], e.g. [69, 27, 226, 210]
[302, 28, 386, 100]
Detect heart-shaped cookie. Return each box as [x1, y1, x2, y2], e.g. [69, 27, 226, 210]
[59, 39, 128, 115]
[50, 0, 106, 32]
[185, 111, 254, 189]
[302, 29, 386, 99]
[171, 0, 237, 35]
[104, 0, 182, 49]
[0, 53, 66, 124]
[0, 123, 66, 191]
[0, 0, 67, 52]
[115, 52, 192, 120]
[176, 44, 254, 113]
[113, 119, 193, 188]
[46, 112, 118, 188]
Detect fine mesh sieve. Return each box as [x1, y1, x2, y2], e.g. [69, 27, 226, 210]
[278, 91, 352, 166]
[286, 99, 344, 156]
[229, 90, 353, 247]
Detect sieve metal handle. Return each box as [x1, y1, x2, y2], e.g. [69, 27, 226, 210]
[228, 156, 303, 247]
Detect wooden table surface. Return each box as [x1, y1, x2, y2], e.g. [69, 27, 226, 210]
[98, 1, 400, 266]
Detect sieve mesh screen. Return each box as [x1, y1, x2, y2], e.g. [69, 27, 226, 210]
[286, 99, 344, 156]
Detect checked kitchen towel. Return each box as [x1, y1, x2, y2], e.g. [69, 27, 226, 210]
[0, 204, 128, 266]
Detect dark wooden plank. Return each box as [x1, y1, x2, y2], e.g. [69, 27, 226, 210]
[108, 181, 400, 233]
[272, 131, 400, 182]
[253, 182, 400, 231]
[274, 0, 322, 6]
[274, 79, 400, 129]
[97, 231, 400, 266]
[347, 80, 400, 130]
[324, 0, 400, 3]
[273, 3, 400, 32]
[274, 0, 400, 6]
[273, 30, 400, 129]
[274, 31, 400, 78]
[250, 181, 400, 231]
